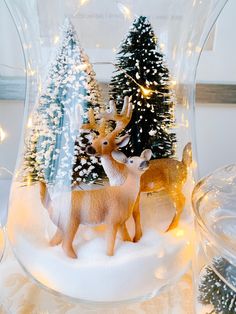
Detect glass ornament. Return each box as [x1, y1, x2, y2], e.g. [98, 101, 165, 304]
[192, 164, 236, 314]
[5, 0, 227, 304]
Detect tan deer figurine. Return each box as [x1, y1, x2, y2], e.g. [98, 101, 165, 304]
[40, 149, 151, 258]
[84, 97, 192, 240]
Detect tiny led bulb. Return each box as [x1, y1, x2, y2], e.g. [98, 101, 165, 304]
[27, 117, 33, 129]
[27, 175, 32, 186]
[140, 86, 153, 97]
[175, 228, 185, 237]
[80, 0, 89, 5]
[0, 127, 6, 143]
[53, 35, 60, 45]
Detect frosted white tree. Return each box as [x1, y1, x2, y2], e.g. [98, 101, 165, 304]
[22, 19, 105, 186]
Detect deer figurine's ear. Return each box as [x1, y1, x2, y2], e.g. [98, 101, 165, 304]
[115, 134, 130, 148]
[140, 149, 152, 161]
[111, 151, 128, 164]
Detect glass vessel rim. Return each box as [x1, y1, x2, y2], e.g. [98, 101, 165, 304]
[192, 163, 236, 261]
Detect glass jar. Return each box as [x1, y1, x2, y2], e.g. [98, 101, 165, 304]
[0, 165, 14, 262]
[192, 164, 236, 314]
[5, 0, 227, 304]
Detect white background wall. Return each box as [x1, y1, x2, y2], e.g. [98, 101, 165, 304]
[0, 0, 236, 180]
[0, 0, 24, 77]
[195, 103, 236, 176]
[197, 0, 236, 84]
[194, 0, 236, 177]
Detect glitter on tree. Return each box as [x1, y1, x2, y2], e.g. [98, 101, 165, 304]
[22, 19, 105, 186]
[199, 257, 236, 314]
[109, 16, 176, 159]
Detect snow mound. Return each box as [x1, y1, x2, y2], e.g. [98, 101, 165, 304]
[7, 183, 193, 302]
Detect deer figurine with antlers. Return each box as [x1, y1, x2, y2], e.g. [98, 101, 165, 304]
[40, 149, 152, 258]
[84, 96, 192, 241]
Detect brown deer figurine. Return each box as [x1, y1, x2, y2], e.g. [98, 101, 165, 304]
[40, 149, 152, 258]
[84, 97, 192, 240]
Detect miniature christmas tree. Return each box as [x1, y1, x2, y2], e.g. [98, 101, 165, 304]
[109, 16, 176, 159]
[23, 19, 105, 185]
[199, 257, 236, 314]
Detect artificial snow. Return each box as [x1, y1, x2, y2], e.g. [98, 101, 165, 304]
[7, 179, 193, 302]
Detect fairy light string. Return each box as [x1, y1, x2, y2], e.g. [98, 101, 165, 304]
[92, 61, 174, 99]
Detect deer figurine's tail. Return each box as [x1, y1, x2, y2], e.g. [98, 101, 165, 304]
[39, 181, 51, 209]
[182, 142, 192, 167]
[39, 181, 70, 233]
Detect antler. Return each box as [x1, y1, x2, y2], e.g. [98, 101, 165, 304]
[81, 108, 106, 136]
[99, 96, 133, 138]
[80, 96, 132, 138]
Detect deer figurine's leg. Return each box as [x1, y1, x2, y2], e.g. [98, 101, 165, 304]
[167, 189, 186, 230]
[50, 228, 63, 246]
[120, 223, 132, 242]
[174, 191, 186, 226]
[62, 218, 80, 259]
[107, 224, 119, 256]
[133, 194, 142, 242]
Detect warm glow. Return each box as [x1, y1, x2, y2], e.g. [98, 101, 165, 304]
[175, 228, 185, 237]
[28, 69, 36, 76]
[188, 42, 193, 48]
[27, 175, 32, 186]
[192, 160, 198, 169]
[160, 43, 165, 50]
[195, 46, 201, 53]
[53, 35, 60, 45]
[112, 47, 117, 53]
[93, 225, 106, 233]
[95, 43, 100, 48]
[170, 80, 177, 86]
[0, 228, 4, 258]
[117, 3, 131, 19]
[186, 49, 192, 57]
[0, 127, 6, 143]
[113, 64, 167, 98]
[76, 64, 88, 71]
[172, 46, 177, 60]
[27, 62, 36, 76]
[15, 170, 19, 179]
[140, 86, 153, 97]
[27, 117, 33, 129]
[80, 0, 89, 5]
[38, 81, 42, 94]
